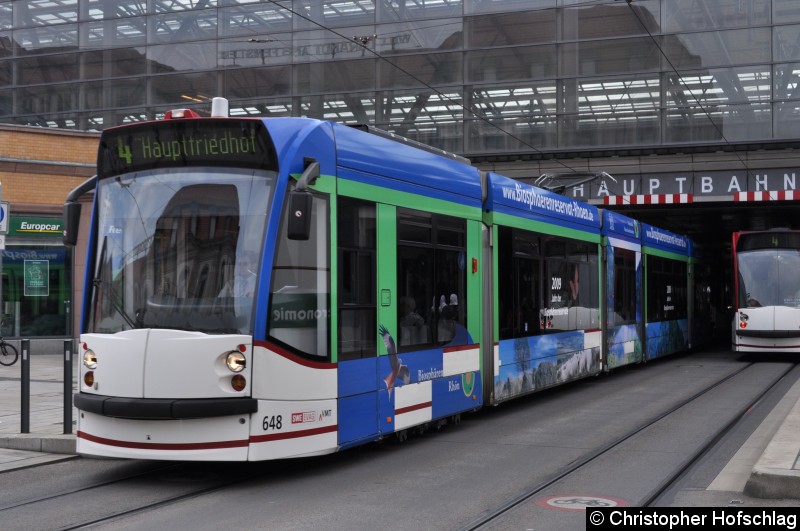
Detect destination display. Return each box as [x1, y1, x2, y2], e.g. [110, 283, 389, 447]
[97, 119, 278, 178]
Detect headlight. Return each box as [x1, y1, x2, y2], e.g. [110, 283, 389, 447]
[226, 351, 246, 372]
[83, 349, 97, 369]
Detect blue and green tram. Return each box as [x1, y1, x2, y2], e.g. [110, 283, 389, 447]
[64, 102, 699, 461]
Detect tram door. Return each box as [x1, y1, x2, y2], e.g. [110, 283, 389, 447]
[336, 198, 380, 446]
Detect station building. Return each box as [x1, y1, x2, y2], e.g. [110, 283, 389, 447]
[0, 1, 799, 341]
[0, 125, 97, 348]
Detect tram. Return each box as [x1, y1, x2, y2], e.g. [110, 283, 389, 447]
[731, 230, 800, 352]
[64, 99, 702, 461]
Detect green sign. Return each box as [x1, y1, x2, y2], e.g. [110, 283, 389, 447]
[24, 259, 49, 296]
[9, 217, 62, 238]
[98, 119, 277, 178]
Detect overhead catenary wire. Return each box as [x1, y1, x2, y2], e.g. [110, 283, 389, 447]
[263, 0, 756, 183]
[264, 0, 584, 177]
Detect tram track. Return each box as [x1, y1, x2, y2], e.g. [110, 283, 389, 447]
[641, 361, 800, 507]
[0, 457, 298, 530]
[0, 357, 795, 530]
[457, 360, 799, 531]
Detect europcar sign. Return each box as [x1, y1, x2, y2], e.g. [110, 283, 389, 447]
[9, 217, 62, 238]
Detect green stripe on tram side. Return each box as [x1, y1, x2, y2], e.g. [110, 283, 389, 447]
[488, 211, 603, 245]
[492, 223, 500, 347]
[642, 246, 691, 262]
[466, 220, 483, 348]
[376, 203, 398, 357]
[337, 178, 484, 221]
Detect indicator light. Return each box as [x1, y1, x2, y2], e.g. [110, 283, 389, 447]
[231, 374, 246, 392]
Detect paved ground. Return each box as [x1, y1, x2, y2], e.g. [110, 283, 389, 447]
[0, 353, 798, 500]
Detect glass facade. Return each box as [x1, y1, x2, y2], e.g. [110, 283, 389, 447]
[0, 0, 798, 157]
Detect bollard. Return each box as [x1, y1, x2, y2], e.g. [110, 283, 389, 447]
[64, 339, 73, 434]
[20, 339, 30, 433]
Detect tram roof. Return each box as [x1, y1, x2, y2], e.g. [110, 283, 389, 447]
[330, 121, 483, 208]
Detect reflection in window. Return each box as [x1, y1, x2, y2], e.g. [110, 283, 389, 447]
[467, 46, 556, 83]
[465, 0, 552, 16]
[338, 198, 376, 360]
[82, 18, 147, 46]
[2, 245, 72, 337]
[774, 0, 800, 24]
[149, 71, 217, 105]
[465, 10, 554, 47]
[396, 209, 466, 349]
[646, 256, 687, 322]
[378, 0, 462, 23]
[295, 59, 376, 94]
[293, 0, 376, 30]
[149, 9, 217, 44]
[613, 248, 637, 325]
[375, 19, 462, 54]
[665, 28, 770, 69]
[378, 52, 462, 88]
[84, 1, 146, 20]
[14, 24, 79, 53]
[0, 1, 797, 155]
[90, 168, 274, 335]
[13, 0, 77, 28]
[220, 4, 292, 38]
[269, 190, 330, 360]
[663, 0, 771, 33]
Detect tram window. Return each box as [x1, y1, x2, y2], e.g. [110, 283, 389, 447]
[398, 246, 435, 347]
[437, 217, 466, 248]
[499, 228, 599, 338]
[337, 198, 377, 360]
[397, 208, 466, 349]
[646, 256, 687, 322]
[498, 227, 541, 340]
[398, 210, 432, 243]
[613, 248, 636, 324]
[268, 191, 330, 360]
[513, 232, 540, 258]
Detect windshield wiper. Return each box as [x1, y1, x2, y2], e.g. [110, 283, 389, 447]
[92, 236, 139, 330]
[93, 277, 138, 329]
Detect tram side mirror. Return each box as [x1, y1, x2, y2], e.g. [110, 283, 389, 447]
[287, 190, 313, 241]
[287, 160, 320, 241]
[62, 201, 82, 246]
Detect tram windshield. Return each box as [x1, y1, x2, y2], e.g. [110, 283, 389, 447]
[89, 167, 275, 335]
[737, 246, 800, 309]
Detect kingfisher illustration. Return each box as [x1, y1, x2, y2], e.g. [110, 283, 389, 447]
[380, 325, 410, 396]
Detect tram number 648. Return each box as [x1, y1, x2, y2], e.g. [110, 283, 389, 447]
[262, 415, 283, 431]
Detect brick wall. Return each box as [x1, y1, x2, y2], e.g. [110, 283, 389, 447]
[0, 125, 99, 208]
